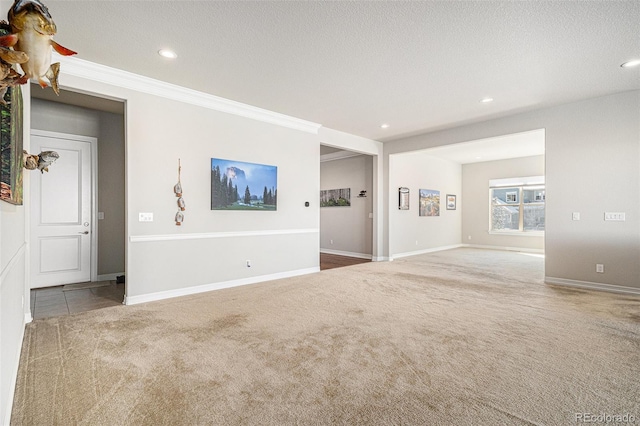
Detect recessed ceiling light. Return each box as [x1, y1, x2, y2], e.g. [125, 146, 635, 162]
[480, 97, 494, 104]
[621, 59, 640, 68]
[158, 49, 177, 59]
[380, 124, 390, 129]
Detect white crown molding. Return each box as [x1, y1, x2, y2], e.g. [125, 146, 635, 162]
[57, 55, 322, 135]
[545, 276, 640, 296]
[320, 150, 365, 162]
[124, 267, 320, 305]
[129, 228, 319, 243]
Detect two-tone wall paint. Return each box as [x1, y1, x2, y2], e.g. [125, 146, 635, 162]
[384, 90, 640, 292]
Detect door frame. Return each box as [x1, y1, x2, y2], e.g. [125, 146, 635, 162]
[30, 129, 99, 284]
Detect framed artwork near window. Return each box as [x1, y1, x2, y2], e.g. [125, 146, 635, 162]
[446, 194, 456, 210]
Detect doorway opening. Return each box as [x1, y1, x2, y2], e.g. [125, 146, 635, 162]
[29, 85, 126, 319]
[319, 145, 374, 270]
[388, 129, 545, 260]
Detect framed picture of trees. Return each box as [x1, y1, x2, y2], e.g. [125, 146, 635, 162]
[211, 158, 277, 211]
[0, 86, 23, 205]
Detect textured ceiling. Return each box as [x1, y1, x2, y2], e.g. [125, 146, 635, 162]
[27, 1, 640, 141]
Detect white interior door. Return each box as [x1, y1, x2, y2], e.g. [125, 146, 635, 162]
[30, 131, 95, 288]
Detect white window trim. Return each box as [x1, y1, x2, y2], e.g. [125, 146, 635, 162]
[488, 230, 545, 237]
[489, 176, 545, 235]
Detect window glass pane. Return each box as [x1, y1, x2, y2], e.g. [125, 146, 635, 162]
[491, 188, 519, 204]
[524, 205, 545, 231]
[491, 204, 520, 231]
[523, 189, 545, 203]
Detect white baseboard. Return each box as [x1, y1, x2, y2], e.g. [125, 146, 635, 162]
[319, 249, 372, 260]
[24, 312, 32, 324]
[97, 272, 124, 282]
[545, 276, 640, 296]
[462, 244, 545, 254]
[372, 256, 390, 262]
[391, 244, 463, 260]
[124, 267, 320, 305]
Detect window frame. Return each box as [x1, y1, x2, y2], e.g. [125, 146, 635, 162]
[489, 179, 545, 236]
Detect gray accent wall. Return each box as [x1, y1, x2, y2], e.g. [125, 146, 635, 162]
[30, 98, 126, 277]
[320, 155, 373, 257]
[462, 155, 545, 251]
[385, 90, 640, 289]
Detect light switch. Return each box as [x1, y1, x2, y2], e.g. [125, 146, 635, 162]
[139, 212, 153, 222]
[604, 212, 625, 221]
[572, 212, 580, 221]
[98, 212, 105, 220]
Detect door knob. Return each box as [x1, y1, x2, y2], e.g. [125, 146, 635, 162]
[79, 231, 89, 234]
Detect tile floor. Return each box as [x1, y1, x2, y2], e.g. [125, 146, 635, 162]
[31, 281, 125, 320]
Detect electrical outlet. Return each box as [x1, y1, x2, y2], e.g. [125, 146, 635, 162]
[468, 235, 472, 240]
[98, 212, 105, 220]
[330, 239, 333, 245]
[415, 240, 418, 245]
[596, 264, 604, 273]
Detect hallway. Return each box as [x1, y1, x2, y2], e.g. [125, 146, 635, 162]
[30, 281, 124, 320]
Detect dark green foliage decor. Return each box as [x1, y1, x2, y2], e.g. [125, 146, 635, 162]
[0, 85, 23, 205]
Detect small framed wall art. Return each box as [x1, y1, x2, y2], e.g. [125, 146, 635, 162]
[419, 189, 440, 217]
[320, 188, 351, 207]
[446, 194, 457, 210]
[398, 187, 409, 210]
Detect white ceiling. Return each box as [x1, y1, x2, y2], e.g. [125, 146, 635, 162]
[415, 129, 545, 164]
[33, 1, 640, 142]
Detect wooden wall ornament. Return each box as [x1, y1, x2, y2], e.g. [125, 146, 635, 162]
[174, 159, 185, 225]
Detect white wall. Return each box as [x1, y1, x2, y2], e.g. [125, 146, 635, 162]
[0, 81, 30, 425]
[45, 62, 321, 303]
[384, 90, 640, 291]
[30, 98, 125, 277]
[389, 151, 462, 258]
[462, 155, 545, 252]
[319, 127, 385, 260]
[320, 155, 373, 258]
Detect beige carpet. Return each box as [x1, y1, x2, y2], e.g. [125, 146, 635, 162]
[11, 249, 640, 425]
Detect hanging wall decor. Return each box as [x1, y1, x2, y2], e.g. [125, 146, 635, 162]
[23, 149, 58, 173]
[398, 187, 409, 210]
[174, 159, 185, 225]
[419, 189, 440, 217]
[5, 0, 77, 95]
[446, 194, 457, 210]
[0, 85, 22, 204]
[211, 158, 277, 211]
[320, 188, 351, 207]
